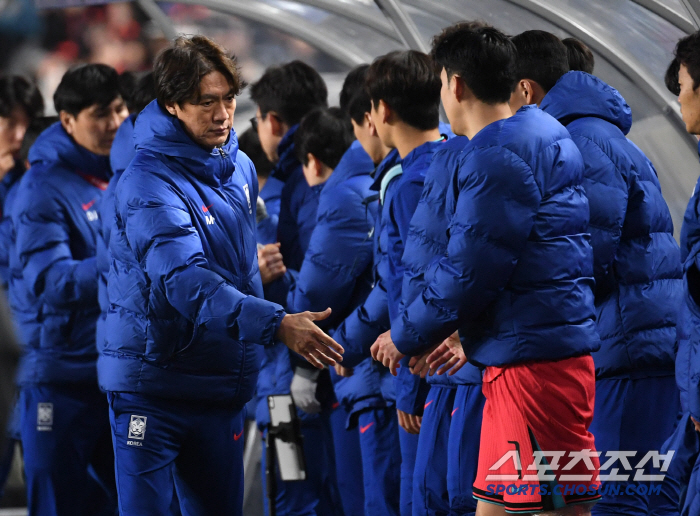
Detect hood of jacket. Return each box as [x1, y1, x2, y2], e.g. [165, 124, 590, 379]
[110, 113, 137, 176]
[540, 71, 632, 134]
[28, 121, 112, 181]
[133, 100, 240, 186]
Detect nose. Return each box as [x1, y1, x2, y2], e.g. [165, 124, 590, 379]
[213, 101, 230, 124]
[108, 110, 123, 132]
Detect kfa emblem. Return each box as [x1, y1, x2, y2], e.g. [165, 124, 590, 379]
[37, 402, 53, 431]
[127, 415, 147, 446]
[243, 184, 252, 214]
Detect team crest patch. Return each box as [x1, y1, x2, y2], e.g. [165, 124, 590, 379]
[37, 403, 53, 431]
[127, 415, 147, 444]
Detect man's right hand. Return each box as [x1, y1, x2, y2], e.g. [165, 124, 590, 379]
[276, 308, 344, 369]
[397, 409, 421, 434]
[258, 242, 286, 285]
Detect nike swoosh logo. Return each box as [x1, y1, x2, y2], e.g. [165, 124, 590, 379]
[233, 431, 243, 441]
[202, 204, 214, 212]
[451, 407, 459, 417]
[82, 200, 95, 211]
[359, 422, 375, 434]
[424, 400, 434, 410]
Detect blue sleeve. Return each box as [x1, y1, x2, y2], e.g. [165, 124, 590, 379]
[14, 177, 97, 308]
[681, 175, 700, 266]
[119, 171, 285, 346]
[391, 147, 542, 356]
[395, 356, 431, 415]
[332, 272, 391, 368]
[0, 213, 12, 289]
[386, 179, 424, 322]
[287, 187, 373, 328]
[572, 134, 628, 293]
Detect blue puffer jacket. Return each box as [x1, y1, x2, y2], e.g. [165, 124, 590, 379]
[0, 165, 24, 289]
[400, 136, 482, 387]
[286, 140, 385, 415]
[257, 176, 284, 245]
[541, 72, 681, 378]
[12, 122, 110, 385]
[98, 101, 285, 405]
[255, 126, 324, 425]
[677, 142, 700, 417]
[392, 105, 600, 367]
[96, 113, 136, 352]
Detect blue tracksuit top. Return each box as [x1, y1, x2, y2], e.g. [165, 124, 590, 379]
[257, 176, 284, 245]
[96, 113, 136, 352]
[12, 122, 110, 385]
[392, 105, 600, 367]
[399, 135, 482, 387]
[0, 165, 24, 289]
[97, 101, 285, 405]
[541, 71, 681, 379]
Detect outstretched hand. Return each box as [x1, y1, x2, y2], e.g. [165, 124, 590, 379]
[370, 330, 404, 376]
[276, 308, 344, 369]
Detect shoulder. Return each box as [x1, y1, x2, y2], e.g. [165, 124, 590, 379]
[117, 153, 185, 208]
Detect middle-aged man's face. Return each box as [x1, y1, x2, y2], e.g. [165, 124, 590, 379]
[62, 96, 128, 156]
[679, 63, 700, 135]
[167, 70, 236, 150]
[0, 106, 30, 174]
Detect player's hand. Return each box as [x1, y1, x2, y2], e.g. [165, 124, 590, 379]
[276, 308, 344, 368]
[370, 330, 404, 376]
[426, 332, 467, 376]
[258, 242, 286, 285]
[397, 409, 421, 434]
[408, 342, 440, 378]
[290, 367, 321, 414]
[692, 416, 700, 433]
[334, 364, 354, 377]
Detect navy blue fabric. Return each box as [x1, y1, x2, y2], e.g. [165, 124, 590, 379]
[98, 100, 285, 405]
[400, 424, 419, 516]
[541, 71, 681, 378]
[96, 113, 136, 353]
[413, 385, 455, 516]
[357, 407, 401, 516]
[257, 176, 284, 245]
[109, 391, 245, 516]
[590, 376, 680, 516]
[21, 384, 117, 516]
[399, 135, 482, 387]
[12, 122, 110, 386]
[330, 405, 364, 516]
[0, 165, 24, 289]
[391, 105, 600, 367]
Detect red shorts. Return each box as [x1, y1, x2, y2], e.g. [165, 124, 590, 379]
[472, 355, 601, 513]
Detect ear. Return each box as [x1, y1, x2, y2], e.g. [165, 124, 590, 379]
[366, 113, 378, 137]
[378, 100, 391, 124]
[269, 112, 285, 138]
[164, 101, 178, 117]
[453, 75, 465, 102]
[59, 111, 75, 135]
[522, 80, 534, 104]
[307, 153, 323, 177]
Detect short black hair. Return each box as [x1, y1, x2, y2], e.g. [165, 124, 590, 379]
[340, 64, 369, 115]
[294, 107, 354, 169]
[666, 57, 681, 96]
[54, 64, 122, 116]
[129, 72, 156, 115]
[366, 50, 440, 131]
[0, 76, 44, 120]
[155, 35, 246, 109]
[19, 116, 58, 165]
[431, 25, 516, 104]
[563, 38, 594, 74]
[345, 66, 371, 125]
[511, 30, 569, 92]
[674, 32, 700, 91]
[250, 61, 328, 126]
[238, 126, 274, 179]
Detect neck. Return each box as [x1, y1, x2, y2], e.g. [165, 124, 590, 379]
[393, 125, 442, 159]
[459, 101, 512, 139]
[258, 175, 268, 191]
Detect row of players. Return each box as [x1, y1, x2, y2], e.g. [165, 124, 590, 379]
[1, 19, 700, 516]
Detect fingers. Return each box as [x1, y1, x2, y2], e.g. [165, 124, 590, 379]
[436, 355, 459, 375]
[406, 414, 421, 434]
[409, 353, 430, 378]
[313, 327, 344, 356]
[309, 308, 332, 322]
[370, 340, 381, 362]
[447, 356, 468, 376]
[390, 355, 400, 377]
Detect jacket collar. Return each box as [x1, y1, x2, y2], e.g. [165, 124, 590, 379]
[271, 125, 300, 183]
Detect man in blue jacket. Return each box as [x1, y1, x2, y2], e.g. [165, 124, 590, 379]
[510, 30, 683, 516]
[100, 36, 343, 516]
[661, 32, 700, 516]
[372, 26, 602, 516]
[251, 61, 348, 516]
[11, 63, 128, 516]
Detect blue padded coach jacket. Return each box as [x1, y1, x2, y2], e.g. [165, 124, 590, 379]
[98, 101, 285, 405]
